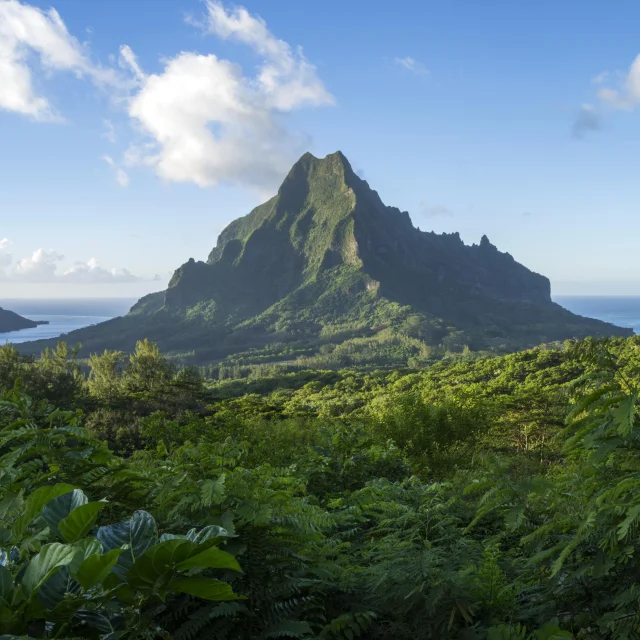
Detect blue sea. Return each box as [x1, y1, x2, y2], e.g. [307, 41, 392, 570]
[1, 296, 640, 345]
[554, 296, 640, 335]
[0, 299, 136, 344]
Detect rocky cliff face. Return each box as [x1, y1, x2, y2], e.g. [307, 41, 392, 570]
[165, 151, 553, 325]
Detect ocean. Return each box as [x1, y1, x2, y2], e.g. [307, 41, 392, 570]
[1, 296, 639, 345]
[554, 296, 640, 335]
[0, 299, 136, 345]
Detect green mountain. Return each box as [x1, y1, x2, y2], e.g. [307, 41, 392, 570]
[0, 307, 37, 333]
[20, 151, 632, 367]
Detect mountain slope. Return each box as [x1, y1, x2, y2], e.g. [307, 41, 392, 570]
[0, 308, 37, 333]
[19, 151, 632, 366]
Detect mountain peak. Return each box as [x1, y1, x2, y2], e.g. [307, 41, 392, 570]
[289, 150, 353, 174]
[181, 150, 556, 320]
[30, 149, 632, 362]
[283, 150, 354, 186]
[294, 150, 351, 166]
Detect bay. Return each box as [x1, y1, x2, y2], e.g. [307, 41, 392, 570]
[0, 299, 136, 345]
[554, 296, 640, 335]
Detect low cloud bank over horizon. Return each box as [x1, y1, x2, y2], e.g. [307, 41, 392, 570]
[0, 237, 157, 285]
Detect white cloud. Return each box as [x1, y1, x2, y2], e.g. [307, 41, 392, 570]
[0, 238, 12, 266]
[597, 54, 640, 110]
[102, 154, 129, 187]
[201, 0, 334, 110]
[123, 0, 334, 191]
[1, 241, 143, 283]
[0, 0, 90, 119]
[62, 258, 140, 283]
[0, 0, 136, 121]
[14, 248, 64, 281]
[394, 56, 429, 76]
[1, 1, 332, 192]
[118, 44, 144, 83]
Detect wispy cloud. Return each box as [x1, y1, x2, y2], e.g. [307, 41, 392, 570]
[102, 119, 116, 143]
[118, 44, 144, 82]
[0, 0, 132, 121]
[394, 56, 429, 76]
[0, 0, 86, 120]
[595, 54, 640, 111]
[591, 71, 610, 85]
[102, 155, 129, 187]
[572, 104, 603, 139]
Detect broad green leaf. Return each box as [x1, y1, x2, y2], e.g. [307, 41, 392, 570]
[58, 502, 106, 543]
[100, 572, 137, 604]
[68, 537, 103, 574]
[168, 577, 240, 601]
[176, 546, 242, 573]
[487, 624, 527, 640]
[534, 624, 574, 640]
[0, 566, 12, 606]
[73, 536, 103, 556]
[76, 549, 123, 591]
[0, 494, 21, 521]
[159, 533, 186, 542]
[186, 524, 232, 544]
[75, 609, 123, 634]
[127, 539, 198, 592]
[38, 566, 81, 610]
[126, 536, 242, 594]
[22, 543, 75, 595]
[97, 510, 157, 579]
[11, 484, 75, 541]
[42, 490, 88, 534]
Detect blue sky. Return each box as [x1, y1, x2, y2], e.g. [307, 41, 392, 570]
[2, 0, 640, 298]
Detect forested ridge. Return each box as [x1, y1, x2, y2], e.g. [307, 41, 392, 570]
[2, 336, 640, 638]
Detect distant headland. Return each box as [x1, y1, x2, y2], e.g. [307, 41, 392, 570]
[0, 307, 45, 333]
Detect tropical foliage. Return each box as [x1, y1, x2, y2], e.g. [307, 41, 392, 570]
[2, 336, 640, 638]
